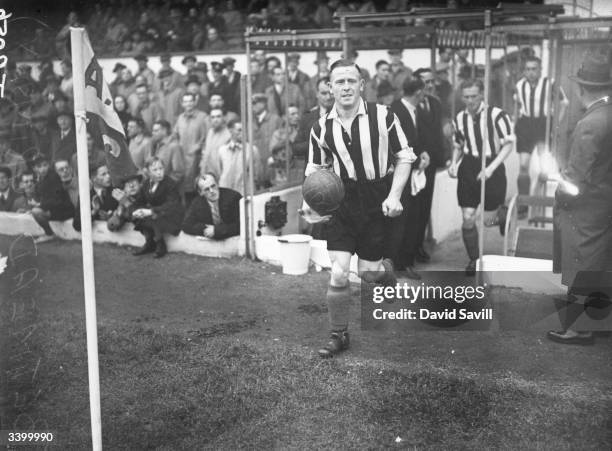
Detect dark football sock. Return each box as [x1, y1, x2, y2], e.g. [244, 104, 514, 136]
[327, 285, 351, 331]
[462, 226, 479, 261]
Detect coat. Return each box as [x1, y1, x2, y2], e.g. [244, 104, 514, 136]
[37, 170, 74, 220]
[0, 188, 18, 212]
[181, 188, 242, 239]
[134, 176, 184, 235]
[553, 97, 612, 294]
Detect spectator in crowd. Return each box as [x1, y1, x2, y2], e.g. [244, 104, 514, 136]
[116, 68, 138, 103]
[134, 54, 156, 90]
[293, 76, 333, 161]
[127, 118, 153, 172]
[135, 84, 163, 134]
[30, 28, 54, 61]
[109, 63, 127, 98]
[200, 108, 231, 179]
[266, 66, 306, 117]
[71, 132, 106, 177]
[23, 82, 54, 124]
[182, 172, 241, 240]
[347, 49, 371, 82]
[31, 154, 74, 243]
[11, 171, 39, 213]
[0, 167, 18, 212]
[173, 92, 209, 204]
[191, 22, 207, 51]
[150, 120, 185, 185]
[434, 63, 454, 119]
[264, 56, 281, 79]
[59, 60, 74, 104]
[51, 109, 76, 163]
[29, 113, 54, 163]
[313, 0, 334, 28]
[209, 62, 232, 105]
[157, 70, 183, 126]
[55, 11, 80, 60]
[222, 57, 242, 114]
[388, 49, 412, 100]
[0, 98, 30, 156]
[268, 104, 301, 186]
[54, 158, 79, 209]
[250, 58, 272, 94]
[204, 27, 227, 51]
[202, 5, 226, 34]
[216, 120, 260, 195]
[155, 54, 184, 92]
[132, 157, 184, 258]
[90, 164, 118, 221]
[182, 55, 198, 77]
[0, 131, 26, 185]
[364, 60, 391, 103]
[107, 173, 143, 232]
[377, 80, 395, 106]
[208, 94, 239, 125]
[222, 0, 245, 33]
[113, 95, 133, 133]
[287, 53, 316, 110]
[184, 76, 209, 113]
[252, 93, 283, 187]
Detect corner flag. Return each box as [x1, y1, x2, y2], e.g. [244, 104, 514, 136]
[77, 29, 137, 186]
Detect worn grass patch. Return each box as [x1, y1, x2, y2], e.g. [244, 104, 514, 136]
[9, 316, 612, 450]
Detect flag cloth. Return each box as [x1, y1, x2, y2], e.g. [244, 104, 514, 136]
[79, 31, 137, 186]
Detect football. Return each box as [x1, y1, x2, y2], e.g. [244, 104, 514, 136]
[302, 170, 345, 216]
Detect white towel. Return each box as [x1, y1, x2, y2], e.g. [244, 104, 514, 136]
[411, 169, 427, 196]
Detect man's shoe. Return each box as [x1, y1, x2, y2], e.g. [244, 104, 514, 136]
[465, 259, 477, 276]
[547, 330, 594, 345]
[133, 240, 155, 256]
[154, 238, 167, 258]
[318, 331, 350, 358]
[380, 258, 397, 287]
[415, 247, 430, 263]
[404, 266, 422, 280]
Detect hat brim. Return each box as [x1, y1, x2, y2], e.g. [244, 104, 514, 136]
[121, 174, 144, 184]
[568, 74, 612, 86]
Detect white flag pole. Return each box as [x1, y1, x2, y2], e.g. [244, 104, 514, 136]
[70, 27, 103, 451]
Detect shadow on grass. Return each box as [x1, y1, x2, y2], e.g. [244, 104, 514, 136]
[12, 316, 612, 450]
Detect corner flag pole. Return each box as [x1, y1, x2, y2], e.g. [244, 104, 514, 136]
[70, 27, 103, 451]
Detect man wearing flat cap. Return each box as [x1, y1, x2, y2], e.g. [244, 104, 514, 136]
[388, 48, 412, 100]
[209, 62, 232, 106]
[287, 53, 316, 110]
[155, 53, 184, 92]
[109, 63, 127, 97]
[50, 108, 76, 163]
[135, 54, 156, 89]
[548, 55, 612, 345]
[222, 57, 241, 114]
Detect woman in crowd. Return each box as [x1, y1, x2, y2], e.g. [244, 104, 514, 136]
[132, 157, 184, 258]
[113, 95, 133, 133]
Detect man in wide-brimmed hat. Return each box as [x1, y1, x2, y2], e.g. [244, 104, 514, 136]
[548, 55, 612, 345]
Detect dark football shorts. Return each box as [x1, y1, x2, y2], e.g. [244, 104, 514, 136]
[326, 177, 389, 261]
[457, 155, 506, 211]
[515, 116, 547, 154]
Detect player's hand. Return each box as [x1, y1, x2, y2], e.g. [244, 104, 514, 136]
[298, 204, 332, 224]
[476, 166, 494, 181]
[448, 163, 458, 178]
[419, 151, 430, 170]
[203, 225, 215, 238]
[382, 196, 403, 217]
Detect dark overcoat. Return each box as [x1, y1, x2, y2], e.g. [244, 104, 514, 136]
[134, 176, 184, 235]
[553, 96, 612, 294]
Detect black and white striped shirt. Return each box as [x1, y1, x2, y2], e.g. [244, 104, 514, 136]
[306, 99, 415, 181]
[515, 77, 567, 118]
[454, 102, 515, 158]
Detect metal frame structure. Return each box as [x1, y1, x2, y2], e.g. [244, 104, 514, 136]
[242, 5, 611, 263]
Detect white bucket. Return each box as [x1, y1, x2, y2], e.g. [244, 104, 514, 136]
[277, 234, 313, 275]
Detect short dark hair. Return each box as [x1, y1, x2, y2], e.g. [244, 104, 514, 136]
[153, 120, 172, 134]
[524, 56, 542, 67]
[182, 92, 196, 102]
[460, 78, 484, 93]
[329, 59, 362, 78]
[135, 83, 148, 91]
[227, 119, 241, 129]
[316, 76, 330, 90]
[402, 77, 425, 96]
[413, 67, 432, 79]
[375, 60, 389, 70]
[0, 166, 12, 178]
[89, 163, 107, 179]
[19, 170, 35, 182]
[128, 117, 146, 130]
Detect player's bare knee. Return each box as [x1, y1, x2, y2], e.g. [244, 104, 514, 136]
[330, 263, 349, 287]
[462, 214, 476, 229]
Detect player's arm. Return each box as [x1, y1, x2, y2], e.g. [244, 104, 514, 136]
[383, 112, 416, 217]
[448, 118, 464, 178]
[300, 120, 332, 223]
[480, 111, 515, 180]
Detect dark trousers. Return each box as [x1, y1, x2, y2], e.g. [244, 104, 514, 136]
[384, 187, 421, 268]
[415, 164, 437, 249]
